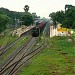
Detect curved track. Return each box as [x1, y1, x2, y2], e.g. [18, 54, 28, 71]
[0, 36, 24, 56]
[0, 37, 42, 75]
[8, 43, 46, 75]
[0, 36, 33, 67]
[0, 26, 34, 57]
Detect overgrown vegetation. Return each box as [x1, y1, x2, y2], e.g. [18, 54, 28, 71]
[0, 36, 28, 64]
[17, 36, 75, 75]
[0, 30, 18, 46]
[0, 14, 10, 33]
[0, 7, 24, 28]
[50, 4, 75, 29]
[22, 12, 33, 26]
[0, 6, 37, 31]
[21, 5, 33, 26]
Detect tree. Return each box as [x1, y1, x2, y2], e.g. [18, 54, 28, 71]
[0, 7, 24, 27]
[22, 5, 33, 26]
[0, 14, 10, 33]
[32, 13, 37, 21]
[73, 21, 75, 28]
[65, 4, 72, 12]
[64, 5, 75, 28]
[49, 5, 75, 29]
[49, 12, 57, 28]
[56, 11, 65, 24]
[22, 12, 33, 26]
[24, 5, 29, 12]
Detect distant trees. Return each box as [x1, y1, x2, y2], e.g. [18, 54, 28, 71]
[65, 4, 72, 11]
[49, 12, 57, 28]
[49, 4, 75, 29]
[0, 7, 24, 26]
[22, 12, 33, 26]
[0, 6, 34, 30]
[64, 5, 75, 28]
[0, 14, 10, 33]
[22, 5, 33, 26]
[32, 13, 37, 21]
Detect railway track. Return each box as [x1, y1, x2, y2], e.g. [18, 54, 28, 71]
[0, 37, 41, 75]
[0, 26, 33, 57]
[0, 35, 30, 57]
[8, 43, 46, 75]
[0, 36, 33, 68]
[0, 36, 24, 56]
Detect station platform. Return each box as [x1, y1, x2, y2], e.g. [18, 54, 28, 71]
[12, 25, 35, 37]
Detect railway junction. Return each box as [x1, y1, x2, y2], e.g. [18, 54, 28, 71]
[0, 20, 50, 75]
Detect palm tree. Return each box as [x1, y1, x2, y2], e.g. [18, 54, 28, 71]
[65, 4, 72, 11]
[24, 5, 29, 12]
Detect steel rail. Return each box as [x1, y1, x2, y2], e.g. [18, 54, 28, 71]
[8, 42, 46, 75]
[0, 37, 38, 75]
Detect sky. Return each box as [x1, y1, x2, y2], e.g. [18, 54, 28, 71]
[0, 0, 75, 18]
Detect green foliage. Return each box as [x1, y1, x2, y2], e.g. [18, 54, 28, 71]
[49, 12, 57, 27]
[56, 11, 65, 24]
[49, 5, 75, 29]
[0, 36, 28, 63]
[18, 36, 75, 75]
[0, 7, 34, 27]
[22, 5, 33, 26]
[22, 12, 33, 26]
[32, 13, 37, 21]
[24, 5, 29, 12]
[73, 21, 75, 28]
[64, 5, 75, 28]
[0, 7, 24, 26]
[65, 4, 73, 11]
[0, 14, 10, 33]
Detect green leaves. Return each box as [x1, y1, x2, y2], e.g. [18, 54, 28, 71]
[49, 5, 75, 29]
[49, 12, 57, 27]
[0, 14, 9, 33]
[24, 5, 29, 12]
[22, 12, 33, 26]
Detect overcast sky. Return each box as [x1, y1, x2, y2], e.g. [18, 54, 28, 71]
[0, 0, 75, 18]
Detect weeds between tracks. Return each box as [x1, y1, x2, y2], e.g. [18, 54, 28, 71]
[0, 37, 39, 75]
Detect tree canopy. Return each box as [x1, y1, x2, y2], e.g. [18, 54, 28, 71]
[24, 5, 29, 12]
[22, 12, 33, 26]
[49, 12, 57, 27]
[0, 7, 24, 26]
[0, 5, 36, 28]
[49, 5, 75, 29]
[22, 5, 33, 26]
[0, 14, 10, 33]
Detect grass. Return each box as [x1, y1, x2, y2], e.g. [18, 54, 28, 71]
[0, 29, 31, 67]
[0, 36, 28, 63]
[0, 29, 18, 46]
[17, 36, 75, 75]
[0, 35, 17, 46]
